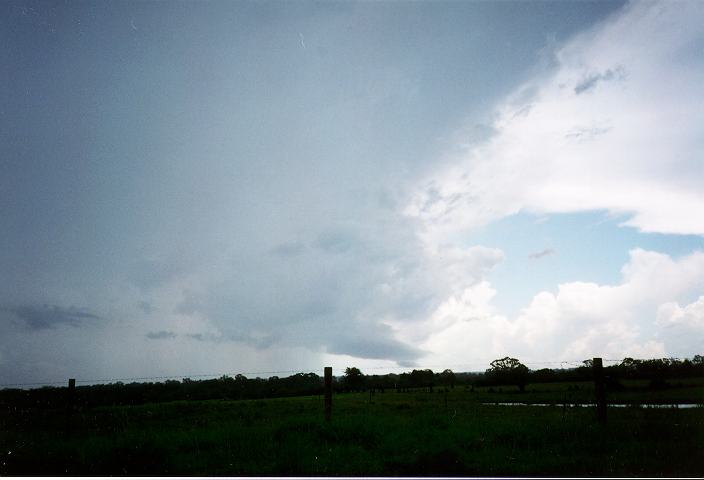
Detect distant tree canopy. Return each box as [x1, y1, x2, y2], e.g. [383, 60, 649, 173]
[410, 369, 435, 391]
[486, 357, 530, 392]
[1, 355, 701, 410]
[611, 356, 704, 380]
[343, 367, 364, 391]
[439, 369, 457, 388]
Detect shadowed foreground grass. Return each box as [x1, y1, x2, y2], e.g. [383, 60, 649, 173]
[1, 389, 703, 475]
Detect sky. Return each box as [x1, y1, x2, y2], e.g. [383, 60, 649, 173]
[2, 0, 704, 386]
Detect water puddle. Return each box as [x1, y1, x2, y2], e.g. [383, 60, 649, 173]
[483, 402, 702, 409]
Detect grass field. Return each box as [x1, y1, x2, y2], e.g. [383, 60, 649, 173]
[470, 377, 704, 405]
[1, 382, 703, 476]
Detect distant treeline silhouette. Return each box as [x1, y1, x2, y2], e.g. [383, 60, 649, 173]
[1, 355, 701, 410]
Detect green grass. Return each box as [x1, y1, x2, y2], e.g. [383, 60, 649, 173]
[470, 377, 704, 404]
[1, 385, 703, 475]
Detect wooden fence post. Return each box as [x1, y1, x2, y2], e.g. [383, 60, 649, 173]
[66, 378, 76, 434]
[324, 367, 332, 422]
[593, 358, 607, 424]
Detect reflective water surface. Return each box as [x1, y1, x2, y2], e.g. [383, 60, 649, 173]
[483, 402, 702, 408]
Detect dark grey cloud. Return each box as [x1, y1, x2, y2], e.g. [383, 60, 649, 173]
[175, 290, 205, 316]
[528, 248, 556, 260]
[146, 330, 177, 340]
[414, 182, 480, 220]
[327, 332, 425, 364]
[0, 0, 628, 383]
[185, 331, 278, 350]
[1, 304, 100, 330]
[138, 301, 154, 314]
[565, 125, 611, 141]
[128, 257, 192, 291]
[466, 123, 499, 143]
[396, 360, 418, 368]
[574, 67, 623, 94]
[231, 332, 280, 350]
[270, 241, 306, 258]
[511, 103, 534, 118]
[315, 230, 360, 254]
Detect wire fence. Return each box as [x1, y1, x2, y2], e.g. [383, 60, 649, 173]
[0, 356, 693, 388]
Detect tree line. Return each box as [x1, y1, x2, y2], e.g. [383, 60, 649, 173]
[0, 355, 701, 410]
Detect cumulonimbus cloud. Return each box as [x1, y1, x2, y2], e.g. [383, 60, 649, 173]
[400, 1, 704, 364]
[406, 1, 704, 241]
[1, 304, 100, 330]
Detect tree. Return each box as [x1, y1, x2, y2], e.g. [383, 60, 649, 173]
[439, 369, 456, 388]
[409, 369, 435, 392]
[486, 357, 530, 392]
[531, 368, 556, 383]
[343, 367, 364, 392]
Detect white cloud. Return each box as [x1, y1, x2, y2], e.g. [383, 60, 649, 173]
[406, 1, 704, 243]
[418, 249, 704, 367]
[656, 296, 704, 355]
